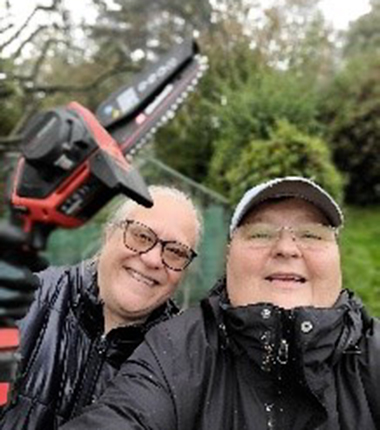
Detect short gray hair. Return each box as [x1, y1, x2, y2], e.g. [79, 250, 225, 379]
[104, 185, 203, 248]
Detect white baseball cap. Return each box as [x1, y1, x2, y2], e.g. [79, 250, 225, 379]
[229, 176, 343, 235]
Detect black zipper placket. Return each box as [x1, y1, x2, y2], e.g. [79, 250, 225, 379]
[268, 309, 294, 430]
[69, 333, 109, 419]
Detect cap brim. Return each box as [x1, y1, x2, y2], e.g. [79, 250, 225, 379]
[230, 177, 343, 235]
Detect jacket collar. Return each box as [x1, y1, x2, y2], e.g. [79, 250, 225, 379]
[203, 280, 367, 427]
[205, 279, 364, 375]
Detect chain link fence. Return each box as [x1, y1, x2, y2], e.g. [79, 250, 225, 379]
[22, 155, 232, 308]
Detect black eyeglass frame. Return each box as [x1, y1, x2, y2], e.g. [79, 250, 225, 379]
[117, 219, 197, 272]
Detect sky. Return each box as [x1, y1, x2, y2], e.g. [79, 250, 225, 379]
[0, 0, 372, 59]
[1, 0, 372, 31]
[319, 0, 371, 29]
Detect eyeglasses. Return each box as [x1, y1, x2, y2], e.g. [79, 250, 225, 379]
[236, 223, 338, 250]
[116, 220, 197, 271]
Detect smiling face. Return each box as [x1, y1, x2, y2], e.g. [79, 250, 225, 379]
[226, 198, 342, 309]
[97, 193, 198, 332]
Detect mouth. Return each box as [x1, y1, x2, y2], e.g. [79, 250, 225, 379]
[265, 273, 307, 284]
[124, 267, 159, 287]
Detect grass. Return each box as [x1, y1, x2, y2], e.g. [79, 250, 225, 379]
[340, 205, 380, 316]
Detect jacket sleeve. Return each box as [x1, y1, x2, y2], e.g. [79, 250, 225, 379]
[359, 317, 380, 424]
[0, 267, 68, 429]
[59, 329, 177, 430]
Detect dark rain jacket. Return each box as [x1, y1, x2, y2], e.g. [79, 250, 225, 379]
[60, 281, 380, 430]
[0, 260, 178, 430]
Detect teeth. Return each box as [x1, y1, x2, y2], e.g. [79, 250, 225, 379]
[267, 275, 305, 282]
[127, 268, 156, 286]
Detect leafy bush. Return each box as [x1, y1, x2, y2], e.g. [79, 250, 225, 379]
[206, 67, 323, 196]
[226, 119, 344, 204]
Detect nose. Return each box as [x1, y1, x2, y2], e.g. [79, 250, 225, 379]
[270, 228, 302, 258]
[139, 242, 164, 269]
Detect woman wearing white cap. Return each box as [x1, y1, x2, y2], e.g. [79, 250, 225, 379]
[61, 177, 380, 430]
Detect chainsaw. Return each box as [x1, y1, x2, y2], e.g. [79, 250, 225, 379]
[0, 38, 207, 406]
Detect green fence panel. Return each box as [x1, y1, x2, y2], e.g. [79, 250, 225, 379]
[41, 156, 232, 308]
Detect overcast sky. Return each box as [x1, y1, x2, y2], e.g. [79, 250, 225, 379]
[319, 0, 371, 29]
[2, 0, 372, 30]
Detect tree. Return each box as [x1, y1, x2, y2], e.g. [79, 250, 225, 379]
[320, 53, 380, 205]
[0, 0, 75, 137]
[206, 63, 324, 196]
[88, 0, 213, 61]
[0, 0, 341, 211]
[154, 32, 263, 184]
[343, 0, 380, 58]
[0, 0, 152, 143]
[153, 0, 338, 194]
[0, 0, 146, 215]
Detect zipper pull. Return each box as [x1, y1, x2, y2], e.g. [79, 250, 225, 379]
[277, 339, 289, 365]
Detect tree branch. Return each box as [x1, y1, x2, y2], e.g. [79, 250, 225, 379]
[0, 0, 62, 52]
[30, 37, 56, 80]
[0, 136, 22, 146]
[0, 8, 39, 52]
[10, 25, 50, 60]
[0, 23, 14, 35]
[23, 64, 141, 95]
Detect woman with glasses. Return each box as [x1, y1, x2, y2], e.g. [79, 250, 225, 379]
[0, 186, 202, 430]
[61, 177, 379, 430]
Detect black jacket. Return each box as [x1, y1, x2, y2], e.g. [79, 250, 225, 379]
[0, 260, 178, 429]
[60, 282, 380, 430]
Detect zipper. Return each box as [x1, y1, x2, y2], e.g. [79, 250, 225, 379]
[69, 334, 109, 418]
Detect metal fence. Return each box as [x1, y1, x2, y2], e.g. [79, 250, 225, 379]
[44, 157, 232, 308]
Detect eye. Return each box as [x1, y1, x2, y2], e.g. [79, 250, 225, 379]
[131, 227, 154, 244]
[165, 244, 190, 260]
[138, 232, 152, 241]
[300, 231, 322, 240]
[298, 225, 327, 241]
[250, 231, 272, 239]
[243, 224, 275, 240]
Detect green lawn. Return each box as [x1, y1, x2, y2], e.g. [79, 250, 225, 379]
[340, 205, 380, 316]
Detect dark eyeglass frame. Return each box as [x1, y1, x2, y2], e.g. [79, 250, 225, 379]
[117, 219, 197, 272]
